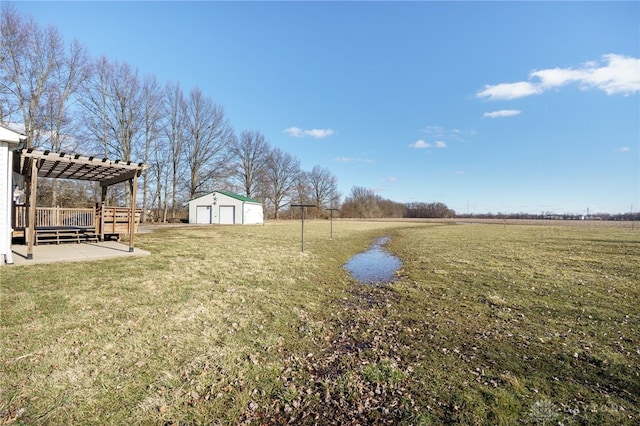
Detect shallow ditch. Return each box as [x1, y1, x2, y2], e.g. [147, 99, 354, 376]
[343, 236, 402, 285]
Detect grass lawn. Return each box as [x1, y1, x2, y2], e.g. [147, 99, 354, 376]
[1, 220, 638, 424]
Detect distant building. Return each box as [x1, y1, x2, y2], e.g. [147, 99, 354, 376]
[188, 191, 263, 225]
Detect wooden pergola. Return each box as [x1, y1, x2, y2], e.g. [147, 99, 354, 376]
[14, 148, 147, 259]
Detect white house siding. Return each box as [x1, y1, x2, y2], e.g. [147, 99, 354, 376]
[1, 127, 25, 264]
[0, 142, 11, 264]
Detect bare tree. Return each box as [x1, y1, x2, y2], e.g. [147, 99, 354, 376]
[341, 186, 405, 218]
[149, 134, 171, 222]
[1, 4, 64, 148]
[405, 202, 454, 218]
[140, 74, 163, 222]
[79, 55, 111, 158]
[0, 4, 26, 124]
[163, 81, 186, 219]
[295, 170, 311, 204]
[41, 40, 89, 152]
[308, 165, 340, 211]
[79, 56, 144, 205]
[230, 130, 269, 199]
[183, 86, 234, 198]
[108, 61, 143, 162]
[40, 39, 90, 206]
[80, 57, 143, 161]
[289, 170, 313, 218]
[264, 147, 301, 219]
[342, 186, 381, 218]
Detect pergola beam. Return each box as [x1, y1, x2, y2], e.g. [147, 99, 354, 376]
[99, 169, 140, 188]
[16, 148, 144, 183]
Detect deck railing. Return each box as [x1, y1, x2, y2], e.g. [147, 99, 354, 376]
[13, 206, 96, 229]
[99, 206, 141, 235]
[13, 205, 142, 234]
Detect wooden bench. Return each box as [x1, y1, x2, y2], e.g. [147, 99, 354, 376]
[35, 227, 99, 245]
[35, 227, 81, 245]
[81, 231, 99, 243]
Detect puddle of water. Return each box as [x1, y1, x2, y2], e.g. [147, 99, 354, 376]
[344, 236, 402, 285]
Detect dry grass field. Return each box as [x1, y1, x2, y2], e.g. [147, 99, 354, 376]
[1, 220, 638, 424]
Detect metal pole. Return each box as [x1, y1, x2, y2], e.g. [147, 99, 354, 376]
[301, 206, 305, 252]
[291, 204, 314, 252]
[326, 208, 339, 240]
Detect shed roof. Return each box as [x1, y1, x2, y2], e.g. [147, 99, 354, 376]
[189, 190, 261, 204]
[216, 190, 261, 204]
[14, 148, 147, 187]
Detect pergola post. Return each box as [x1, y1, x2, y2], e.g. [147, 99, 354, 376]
[128, 173, 138, 253]
[100, 186, 107, 241]
[26, 158, 38, 260]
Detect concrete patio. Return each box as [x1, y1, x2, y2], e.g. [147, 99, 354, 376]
[8, 240, 150, 266]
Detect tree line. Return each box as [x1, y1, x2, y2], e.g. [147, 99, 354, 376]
[340, 187, 455, 219]
[0, 4, 340, 221]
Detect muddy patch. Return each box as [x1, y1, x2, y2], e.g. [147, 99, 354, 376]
[343, 236, 402, 285]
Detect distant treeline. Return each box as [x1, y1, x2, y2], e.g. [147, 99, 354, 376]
[404, 202, 455, 218]
[309, 185, 637, 221]
[455, 212, 640, 221]
[331, 187, 455, 219]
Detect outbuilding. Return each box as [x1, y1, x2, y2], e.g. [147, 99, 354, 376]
[188, 191, 263, 225]
[0, 126, 26, 264]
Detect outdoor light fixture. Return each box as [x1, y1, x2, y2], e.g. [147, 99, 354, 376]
[213, 196, 217, 205]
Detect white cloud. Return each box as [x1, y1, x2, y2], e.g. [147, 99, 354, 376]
[334, 156, 352, 163]
[617, 146, 631, 153]
[477, 81, 541, 100]
[421, 125, 475, 143]
[284, 126, 334, 139]
[409, 139, 446, 149]
[483, 109, 522, 118]
[477, 54, 640, 101]
[334, 156, 374, 163]
[387, 176, 398, 182]
[409, 139, 430, 148]
[284, 126, 304, 137]
[306, 128, 334, 138]
[422, 125, 445, 138]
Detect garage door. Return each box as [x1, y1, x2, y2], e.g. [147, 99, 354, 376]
[219, 206, 235, 224]
[196, 205, 212, 224]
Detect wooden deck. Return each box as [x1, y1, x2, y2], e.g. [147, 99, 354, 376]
[13, 205, 141, 244]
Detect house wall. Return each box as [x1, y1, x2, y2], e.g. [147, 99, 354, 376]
[0, 143, 11, 263]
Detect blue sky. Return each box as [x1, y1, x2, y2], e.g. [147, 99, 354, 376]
[14, 1, 639, 214]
